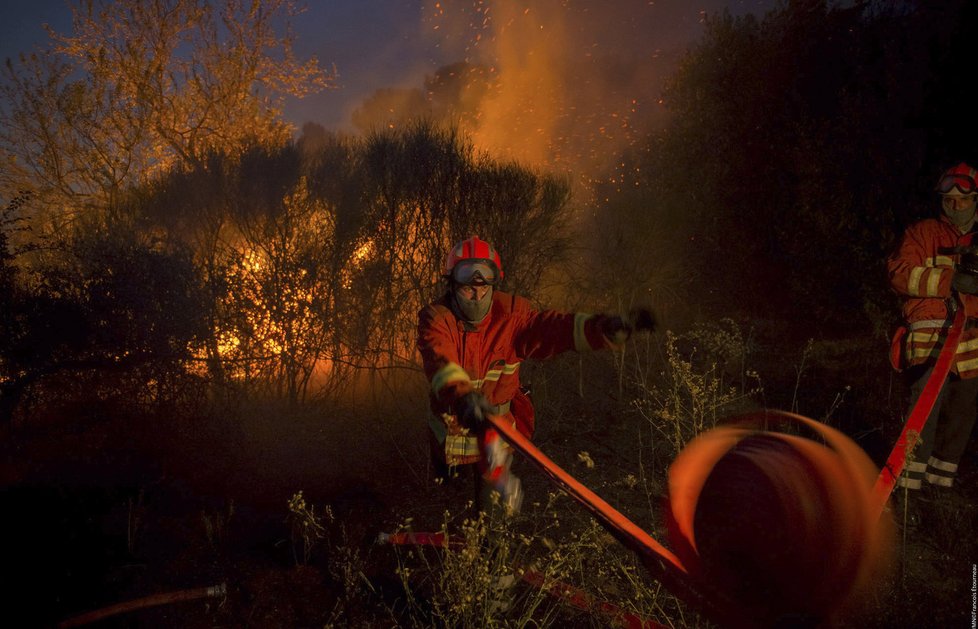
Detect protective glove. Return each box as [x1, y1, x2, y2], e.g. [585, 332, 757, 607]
[952, 271, 978, 295]
[598, 307, 657, 344]
[598, 314, 631, 345]
[454, 390, 493, 431]
[629, 307, 657, 334]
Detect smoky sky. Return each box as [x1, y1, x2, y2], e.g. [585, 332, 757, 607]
[296, 0, 777, 140]
[0, 0, 776, 135]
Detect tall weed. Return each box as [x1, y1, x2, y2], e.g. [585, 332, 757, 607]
[287, 490, 333, 566]
[633, 320, 761, 461]
[391, 494, 690, 627]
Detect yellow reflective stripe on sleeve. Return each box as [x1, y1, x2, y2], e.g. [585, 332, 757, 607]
[471, 362, 520, 388]
[925, 267, 944, 296]
[908, 266, 946, 296]
[574, 312, 592, 352]
[431, 361, 470, 396]
[907, 267, 925, 296]
[934, 255, 954, 267]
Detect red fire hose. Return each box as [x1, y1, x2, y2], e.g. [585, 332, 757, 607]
[872, 306, 966, 514]
[402, 310, 965, 624]
[484, 414, 723, 621]
[58, 583, 227, 628]
[486, 416, 684, 574]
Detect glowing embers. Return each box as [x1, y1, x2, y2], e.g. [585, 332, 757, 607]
[190, 242, 328, 390]
[667, 411, 894, 627]
[342, 238, 376, 290]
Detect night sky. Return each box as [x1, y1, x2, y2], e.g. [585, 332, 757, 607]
[0, 0, 777, 133]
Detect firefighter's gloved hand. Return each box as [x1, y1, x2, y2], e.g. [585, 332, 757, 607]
[599, 315, 632, 345]
[629, 307, 657, 334]
[454, 391, 493, 430]
[952, 271, 978, 295]
[599, 308, 657, 345]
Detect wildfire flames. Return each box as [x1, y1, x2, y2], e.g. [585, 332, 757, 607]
[423, 1, 674, 201]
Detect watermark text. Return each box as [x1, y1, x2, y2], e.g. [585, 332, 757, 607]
[971, 563, 976, 628]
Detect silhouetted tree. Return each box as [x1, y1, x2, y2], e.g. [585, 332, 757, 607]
[353, 122, 572, 380]
[597, 0, 977, 334]
[0, 222, 209, 423]
[119, 124, 572, 405]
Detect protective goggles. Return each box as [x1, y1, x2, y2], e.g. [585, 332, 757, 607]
[451, 259, 499, 286]
[936, 173, 977, 195]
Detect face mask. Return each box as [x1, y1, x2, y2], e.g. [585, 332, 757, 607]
[942, 195, 978, 228]
[453, 286, 493, 324]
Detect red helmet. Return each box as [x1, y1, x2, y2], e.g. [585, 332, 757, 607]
[936, 162, 978, 194]
[444, 235, 503, 285]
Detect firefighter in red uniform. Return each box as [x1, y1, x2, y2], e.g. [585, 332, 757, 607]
[888, 162, 978, 496]
[418, 235, 653, 515]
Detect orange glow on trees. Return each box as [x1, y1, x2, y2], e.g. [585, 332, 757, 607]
[0, 0, 334, 230]
[207, 175, 345, 404]
[2, 110, 572, 416]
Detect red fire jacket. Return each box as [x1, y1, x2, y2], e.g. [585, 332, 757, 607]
[417, 289, 618, 465]
[887, 214, 978, 377]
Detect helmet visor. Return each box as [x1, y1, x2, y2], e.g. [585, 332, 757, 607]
[937, 173, 977, 195]
[452, 259, 499, 286]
